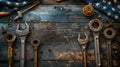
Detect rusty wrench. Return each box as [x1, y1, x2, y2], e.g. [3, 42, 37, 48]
[89, 19, 103, 67]
[16, 23, 30, 67]
[103, 28, 116, 67]
[31, 38, 40, 67]
[78, 32, 88, 67]
[4, 33, 16, 67]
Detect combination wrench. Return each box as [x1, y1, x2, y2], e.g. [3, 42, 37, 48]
[89, 19, 103, 67]
[4, 33, 16, 67]
[78, 32, 88, 67]
[103, 27, 116, 67]
[16, 23, 30, 67]
[31, 38, 40, 67]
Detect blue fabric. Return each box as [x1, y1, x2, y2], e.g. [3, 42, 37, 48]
[85, 0, 120, 22]
[0, 0, 33, 16]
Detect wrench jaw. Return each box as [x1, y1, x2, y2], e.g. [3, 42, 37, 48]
[89, 19, 103, 32]
[78, 33, 88, 45]
[16, 22, 30, 36]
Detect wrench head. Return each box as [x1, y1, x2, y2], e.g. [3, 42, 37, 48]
[78, 32, 88, 44]
[4, 33, 16, 45]
[31, 38, 40, 47]
[16, 22, 29, 36]
[89, 19, 103, 32]
[103, 27, 116, 39]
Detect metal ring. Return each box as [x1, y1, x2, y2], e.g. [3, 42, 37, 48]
[103, 28, 116, 39]
[89, 19, 103, 32]
[5, 33, 16, 44]
[31, 39, 40, 47]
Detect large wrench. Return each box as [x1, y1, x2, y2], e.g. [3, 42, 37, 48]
[103, 28, 116, 67]
[89, 19, 103, 67]
[4, 33, 16, 67]
[16, 23, 30, 67]
[31, 38, 40, 67]
[78, 32, 88, 67]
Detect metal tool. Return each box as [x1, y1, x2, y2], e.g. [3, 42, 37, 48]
[78, 32, 88, 67]
[82, 4, 94, 16]
[4, 33, 16, 67]
[89, 19, 103, 67]
[103, 28, 116, 67]
[16, 22, 30, 67]
[14, 2, 40, 21]
[31, 38, 40, 67]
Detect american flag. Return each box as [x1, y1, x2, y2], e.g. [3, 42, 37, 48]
[85, 0, 120, 22]
[0, 0, 32, 17]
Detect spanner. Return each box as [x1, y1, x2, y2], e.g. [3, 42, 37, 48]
[103, 28, 116, 67]
[16, 23, 30, 67]
[31, 38, 40, 67]
[78, 32, 88, 67]
[4, 33, 16, 67]
[14, 2, 40, 21]
[89, 19, 103, 67]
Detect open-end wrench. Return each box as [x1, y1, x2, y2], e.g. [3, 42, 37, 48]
[16, 23, 30, 67]
[103, 28, 116, 67]
[31, 38, 40, 67]
[78, 32, 88, 67]
[89, 19, 103, 67]
[4, 33, 16, 67]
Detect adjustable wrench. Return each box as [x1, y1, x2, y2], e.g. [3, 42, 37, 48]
[16, 23, 30, 67]
[103, 28, 116, 67]
[78, 32, 88, 67]
[4, 33, 16, 67]
[31, 38, 40, 67]
[89, 19, 103, 67]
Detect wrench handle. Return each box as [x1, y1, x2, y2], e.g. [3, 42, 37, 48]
[82, 46, 86, 67]
[8, 46, 12, 67]
[94, 36, 101, 67]
[20, 38, 26, 67]
[34, 48, 38, 67]
[107, 41, 112, 67]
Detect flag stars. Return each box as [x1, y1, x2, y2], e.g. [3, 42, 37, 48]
[23, 1, 27, 5]
[7, 1, 11, 5]
[107, 12, 111, 16]
[15, 3, 19, 6]
[96, 3, 100, 7]
[103, 6, 107, 10]
[102, 0, 106, 3]
[108, 1, 111, 5]
[114, 0, 117, 3]
[118, 5, 120, 9]
[115, 16, 119, 19]
[112, 8, 115, 11]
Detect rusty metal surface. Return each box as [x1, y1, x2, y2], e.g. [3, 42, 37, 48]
[0, 5, 113, 23]
[0, 22, 120, 67]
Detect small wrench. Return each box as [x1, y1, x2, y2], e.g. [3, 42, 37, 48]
[78, 32, 88, 67]
[16, 22, 30, 67]
[31, 38, 40, 67]
[103, 28, 116, 67]
[4, 33, 16, 67]
[14, 2, 40, 21]
[89, 19, 103, 67]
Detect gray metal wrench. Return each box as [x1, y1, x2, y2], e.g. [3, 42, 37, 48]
[89, 19, 103, 67]
[103, 28, 116, 67]
[16, 23, 30, 67]
[78, 32, 88, 67]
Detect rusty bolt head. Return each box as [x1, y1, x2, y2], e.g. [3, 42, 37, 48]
[82, 4, 94, 16]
